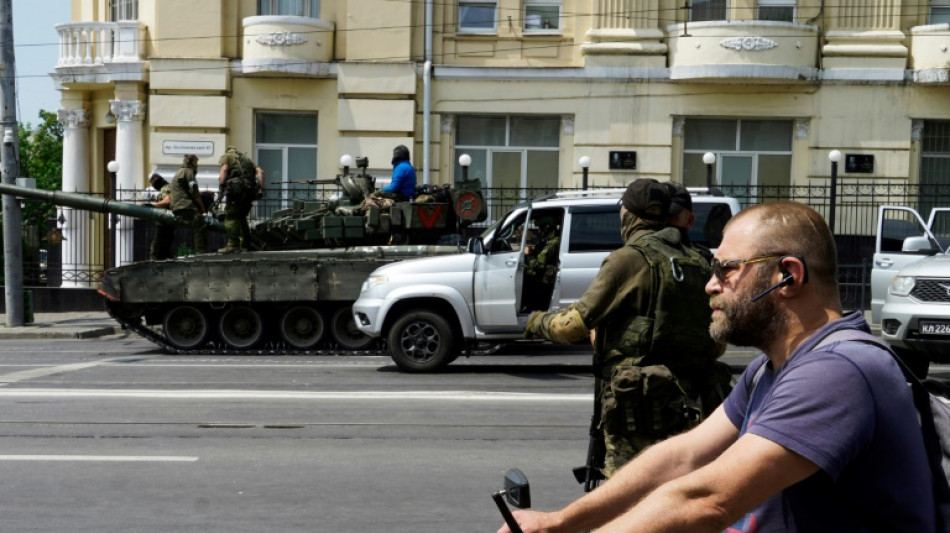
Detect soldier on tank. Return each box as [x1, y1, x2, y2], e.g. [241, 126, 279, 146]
[217, 146, 264, 253]
[524, 178, 724, 478]
[169, 154, 208, 254]
[357, 145, 417, 214]
[146, 172, 174, 260]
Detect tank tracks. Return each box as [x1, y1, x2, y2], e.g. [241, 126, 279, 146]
[109, 312, 388, 356]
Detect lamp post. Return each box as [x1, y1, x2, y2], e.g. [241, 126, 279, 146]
[828, 149, 842, 234]
[340, 154, 354, 176]
[459, 153, 472, 181]
[703, 152, 716, 190]
[107, 160, 119, 267]
[578, 155, 591, 190]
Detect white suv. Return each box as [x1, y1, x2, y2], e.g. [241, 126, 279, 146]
[874, 206, 950, 377]
[353, 189, 740, 372]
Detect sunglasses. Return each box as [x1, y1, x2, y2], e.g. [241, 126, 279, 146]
[711, 255, 784, 283]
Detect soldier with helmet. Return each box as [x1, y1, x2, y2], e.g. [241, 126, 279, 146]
[524, 178, 722, 478]
[168, 154, 208, 254]
[146, 172, 174, 260]
[217, 146, 264, 253]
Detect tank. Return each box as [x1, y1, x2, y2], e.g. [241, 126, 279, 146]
[0, 159, 487, 354]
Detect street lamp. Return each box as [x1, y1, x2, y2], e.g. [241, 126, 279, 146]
[828, 149, 842, 234]
[340, 154, 354, 176]
[459, 153, 472, 181]
[107, 160, 120, 267]
[703, 152, 716, 190]
[578, 155, 591, 190]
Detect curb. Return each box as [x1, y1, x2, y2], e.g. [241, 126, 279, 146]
[0, 326, 117, 340]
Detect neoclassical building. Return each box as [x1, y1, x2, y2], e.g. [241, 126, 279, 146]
[52, 0, 950, 281]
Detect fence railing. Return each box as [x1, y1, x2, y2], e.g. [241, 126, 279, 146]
[18, 181, 950, 310]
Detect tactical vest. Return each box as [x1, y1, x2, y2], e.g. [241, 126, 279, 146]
[600, 227, 719, 373]
[224, 151, 260, 200]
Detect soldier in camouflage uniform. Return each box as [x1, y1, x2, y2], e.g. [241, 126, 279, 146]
[147, 172, 174, 260]
[524, 178, 722, 477]
[169, 154, 208, 254]
[521, 213, 562, 312]
[218, 146, 264, 253]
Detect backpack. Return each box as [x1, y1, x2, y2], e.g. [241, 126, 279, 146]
[748, 329, 950, 531]
[225, 151, 262, 200]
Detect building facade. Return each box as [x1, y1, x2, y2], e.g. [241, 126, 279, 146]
[52, 0, 950, 280]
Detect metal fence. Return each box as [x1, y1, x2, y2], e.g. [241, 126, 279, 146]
[18, 180, 950, 310]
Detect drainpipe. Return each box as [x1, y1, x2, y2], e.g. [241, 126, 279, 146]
[422, 0, 433, 185]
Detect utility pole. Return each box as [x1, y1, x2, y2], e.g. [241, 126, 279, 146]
[0, 0, 23, 327]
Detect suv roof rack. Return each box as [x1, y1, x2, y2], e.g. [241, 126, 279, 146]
[550, 188, 625, 199]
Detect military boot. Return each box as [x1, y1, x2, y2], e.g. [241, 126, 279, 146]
[218, 245, 241, 254]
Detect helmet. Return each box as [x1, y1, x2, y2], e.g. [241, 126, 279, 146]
[392, 145, 410, 165]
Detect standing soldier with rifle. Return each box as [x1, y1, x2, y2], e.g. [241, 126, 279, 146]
[524, 179, 723, 488]
[217, 146, 264, 253]
[169, 154, 208, 254]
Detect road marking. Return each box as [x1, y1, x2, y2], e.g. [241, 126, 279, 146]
[0, 358, 123, 385]
[0, 388, 591, 401]
[0, 455, 198, 462]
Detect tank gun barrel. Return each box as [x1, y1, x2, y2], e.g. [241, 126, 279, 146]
[0, 182, 225, 232]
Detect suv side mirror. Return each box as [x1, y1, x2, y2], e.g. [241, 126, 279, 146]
[468, 237, 485, 255]
[902, 236, 939, 254]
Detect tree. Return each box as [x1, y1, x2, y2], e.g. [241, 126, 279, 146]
[0, 110, 64, 284]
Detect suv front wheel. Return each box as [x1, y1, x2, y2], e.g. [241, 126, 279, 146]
[388, 310, 458, 372]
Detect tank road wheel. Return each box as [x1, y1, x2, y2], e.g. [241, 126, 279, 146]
[219, 306, 264, 349]
[387, 310, 458, 372]
[329, 306, 373, 350]
[163, 305, 210, 350]
[279, 306, 325, 349]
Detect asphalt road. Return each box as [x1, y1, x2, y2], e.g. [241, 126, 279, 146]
[0, 335, 946, 532]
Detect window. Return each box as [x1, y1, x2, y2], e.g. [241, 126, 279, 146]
[459, 1, 497, 33]
[758, 0, 794, 22]
[932, 1, 950, 24]
[454, 115, 561, 221]
[567, 207, 622, 253]
[524, 0, 561, 32]
[691, 0, 726, 22]
[258, 0, 320, 18]
[919, 120, 950, 218]
[109, 0, 137, 21]
[682, 119, 793, 204]
[255, 113, 318, 218]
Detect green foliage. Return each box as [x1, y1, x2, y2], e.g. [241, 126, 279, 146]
[17, 109, 64, 242]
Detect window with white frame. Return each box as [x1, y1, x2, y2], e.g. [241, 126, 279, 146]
[683, 119, 793, 204]
[932, 0, 950, 24]
[258, 0, 320, 18]
[757, 0, 794, 22]
[454, 115, 561, 221]
[109, 0, 137, 21]
[255, 112, 318, 218]
[524, 0, 561, 32]
[691, 0, 727, 22]
[459, 1, 497, 33]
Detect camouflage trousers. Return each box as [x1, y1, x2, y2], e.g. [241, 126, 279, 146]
[172, 208, 207, 254]
[224, 198, 253, 248]
[599, 364, 703, 477]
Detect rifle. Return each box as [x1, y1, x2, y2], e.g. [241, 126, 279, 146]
[573, 375, 606, 492]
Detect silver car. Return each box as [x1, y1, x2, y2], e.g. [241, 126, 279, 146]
[876, 206, 950, 377]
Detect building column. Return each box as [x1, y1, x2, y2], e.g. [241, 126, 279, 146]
[110, 99, 146, 267]
[580, 0, 667, 67]
[56, 108, 91, 288]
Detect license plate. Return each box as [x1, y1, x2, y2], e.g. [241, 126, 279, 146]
[919, 321, 950, 335]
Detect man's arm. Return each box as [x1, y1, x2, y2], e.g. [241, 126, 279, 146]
[500, 406, 740, 533]
[218, 163, 228, 186]
[594, 432, 819, 533]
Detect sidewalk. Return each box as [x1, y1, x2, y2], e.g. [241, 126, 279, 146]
[0, 311, 118, 340]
